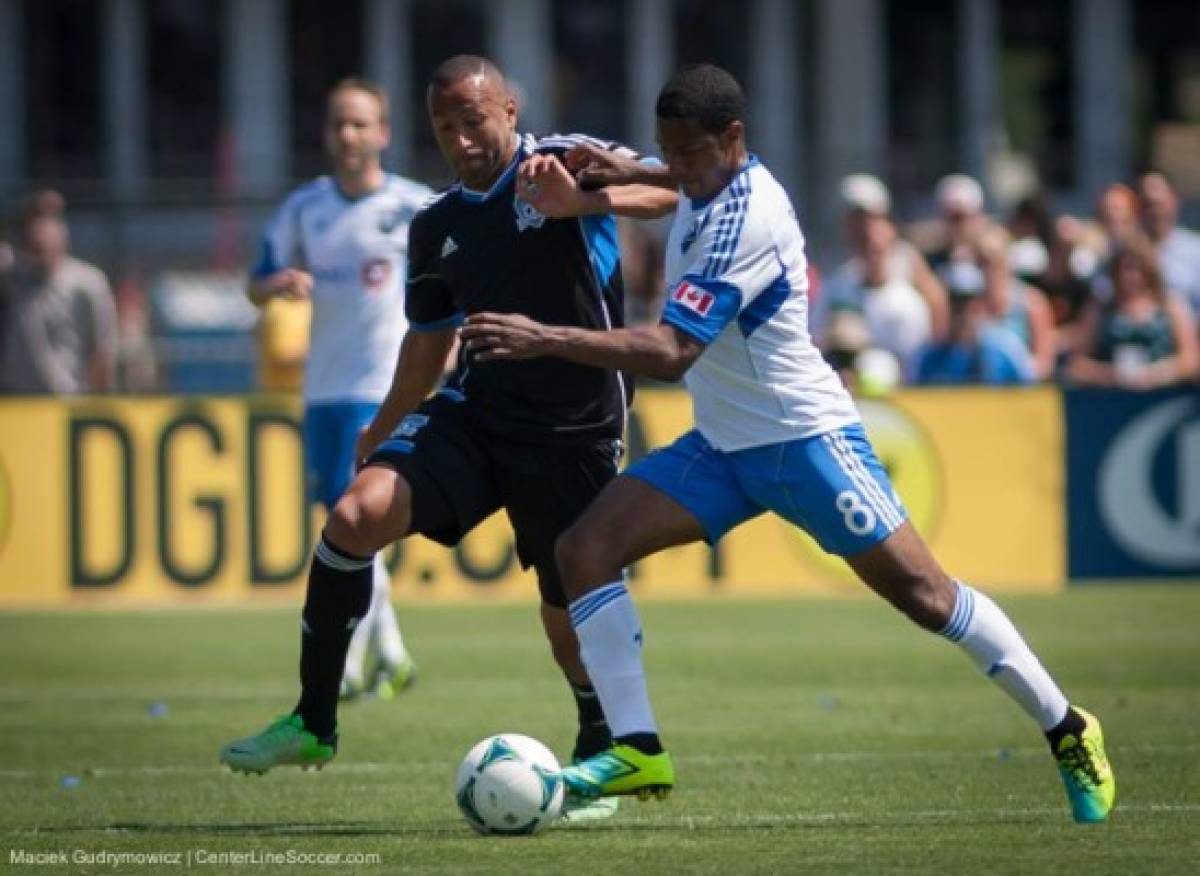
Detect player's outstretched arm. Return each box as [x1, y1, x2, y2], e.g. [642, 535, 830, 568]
[518, 153, 677, 219]
[462, 313, 704, 382]
[355, 326, 458, 462]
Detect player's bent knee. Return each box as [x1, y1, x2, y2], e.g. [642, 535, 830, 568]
[325, 490, 393, 558]
[554, 526, 614, 599]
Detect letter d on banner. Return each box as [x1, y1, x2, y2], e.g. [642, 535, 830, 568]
[69, 416, 136, 587]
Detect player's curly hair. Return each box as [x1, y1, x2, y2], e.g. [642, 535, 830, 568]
[655, 64, 745, 135]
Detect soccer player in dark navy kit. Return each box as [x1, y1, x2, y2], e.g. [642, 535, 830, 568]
[220, 55, 676, 820]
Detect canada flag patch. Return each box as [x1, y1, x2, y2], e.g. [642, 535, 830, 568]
[671, 281, 715, 316]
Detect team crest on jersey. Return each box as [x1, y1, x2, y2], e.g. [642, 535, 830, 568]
[361, 258, 392, 289]
[378, 206, 415, 234]
[671, 280, 715, 316]
[513, 196, 546, 232]
[393, 414, 429, 438]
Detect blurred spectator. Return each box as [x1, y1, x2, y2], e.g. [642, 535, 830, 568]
[819, 309, 901, 397]
[817, 210, 933, 373]
[0, 211, 12, 272]
[1137, 172, 1200, 315]
[1007, 193, 1053, 284]
[923, 173, 991, 273]
[1095, 183, 1140, 252]
[815, 174, 948, 344]
[0, 191, 116, 394]
[1067, 236, 1198, 390]
[1038, 215, 1098, 338]
[973, 228, 1058, 380]
[912, 264, 1036, 386]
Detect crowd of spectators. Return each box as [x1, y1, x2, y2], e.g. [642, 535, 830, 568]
[3, 170, 1199, 397]
[812, 171, 1200, 394]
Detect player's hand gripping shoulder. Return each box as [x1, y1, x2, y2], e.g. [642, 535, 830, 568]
[564, 143, 674, 191]
[518, 151, 677, 220]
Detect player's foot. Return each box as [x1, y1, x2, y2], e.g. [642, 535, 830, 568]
[219, 714, 336, 775]
[369, 654, 417, 701]
[559, 794, 620, 823]
[560, 744, 674, 801]
[1051, 707, 1115, 823]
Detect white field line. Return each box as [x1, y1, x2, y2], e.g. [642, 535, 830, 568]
[1, 742, 1196, 781]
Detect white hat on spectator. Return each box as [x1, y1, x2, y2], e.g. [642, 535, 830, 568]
[841, 174, 891, 215]
[935, 174, 984, 215]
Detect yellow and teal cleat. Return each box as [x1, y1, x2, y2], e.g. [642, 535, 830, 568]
[369, 655, 418, 701]
[1053, 707, 1115, 823]
[219, 714, 336, 775]
[560, 744, 674, 801]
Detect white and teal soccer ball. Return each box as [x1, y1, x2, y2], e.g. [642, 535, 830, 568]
[454, 734, 564, 836]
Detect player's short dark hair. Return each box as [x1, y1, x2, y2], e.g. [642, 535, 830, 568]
[655, 64, 745, 134]
[429, 55, 506, 93]
[328, 77, 389, 124]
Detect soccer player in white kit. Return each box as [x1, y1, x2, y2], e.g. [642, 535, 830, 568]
[462, 64, 1116, 824]
[247, 79, 426, 700]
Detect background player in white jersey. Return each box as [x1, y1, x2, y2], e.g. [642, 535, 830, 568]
[247, 78, 423, 700]
[462, 64, 1116, 824]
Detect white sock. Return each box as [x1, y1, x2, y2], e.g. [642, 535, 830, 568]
[569, 582, 658, 739]
[941, 580, 1070, 731]
[371, 553, 407, 665]
[342, 557, 378, 685]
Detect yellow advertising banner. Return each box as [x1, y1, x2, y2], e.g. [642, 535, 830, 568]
[0, 388, 1063, 608]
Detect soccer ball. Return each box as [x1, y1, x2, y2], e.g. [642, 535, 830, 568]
[454, 734, 565, 836]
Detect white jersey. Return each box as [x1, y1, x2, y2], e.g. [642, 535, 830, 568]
[253, 173, 433, 403]
[661, 157, 859, 451]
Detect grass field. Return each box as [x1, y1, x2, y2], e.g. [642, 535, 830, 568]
[1, 585, 1197, 874]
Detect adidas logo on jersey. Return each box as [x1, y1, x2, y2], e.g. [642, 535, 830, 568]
[441, 237, 459, 258]
[671, 280, 715, 316]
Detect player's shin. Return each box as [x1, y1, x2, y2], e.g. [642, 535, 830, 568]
[569, 581, 661, 751]
[295, 535, 374, 739]
[939, 579, 1069, 730]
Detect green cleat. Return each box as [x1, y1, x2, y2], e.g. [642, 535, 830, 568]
[1053, 707, 1115, 823]
[369, 655, 417, 701]
[219, 714, 336, 775]
[560, 744, 674, 801]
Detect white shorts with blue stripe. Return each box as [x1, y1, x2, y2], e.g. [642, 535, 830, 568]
[625, 423, 907, 556]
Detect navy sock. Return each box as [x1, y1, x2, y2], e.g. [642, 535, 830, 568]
[1045, 706, 1086, 751]
[568, 679, 612, 761]
[615, 732, 663, 756]
[294, 536, 373, 739]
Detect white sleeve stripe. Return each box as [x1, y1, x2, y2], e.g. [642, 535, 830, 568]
[710, 180, 750, 274]
[700, 192, 742, 279]
[534, 133, 638, 159]
[701, 179, 752, 280]
[536, 133, 607, 148]
[708, 180, 746, 276]
[710, 182, 748, 278]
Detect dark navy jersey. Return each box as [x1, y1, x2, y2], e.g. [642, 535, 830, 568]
[406, 133, 635, 445]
